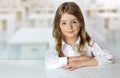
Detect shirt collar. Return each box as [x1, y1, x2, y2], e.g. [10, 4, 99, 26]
[62, 36, 81, 46]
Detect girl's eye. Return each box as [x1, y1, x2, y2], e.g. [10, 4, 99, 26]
[72, 21, 77, 24]
[62, 22, 66, 25]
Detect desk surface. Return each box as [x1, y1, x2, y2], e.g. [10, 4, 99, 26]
[0, 60, 119, 78]
[8, 27, 52, 44]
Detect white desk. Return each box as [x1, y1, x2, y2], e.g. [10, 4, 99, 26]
[8, 27, 52, 44]
[0, 60, 120, 78]
[0, 60, 45, 78]
[7, 27, 52, 59]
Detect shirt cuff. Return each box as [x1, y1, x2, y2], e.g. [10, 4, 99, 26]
[45, 57, 67, 69]
[58, 57, 67, 66]
[94, 56, 113, 65]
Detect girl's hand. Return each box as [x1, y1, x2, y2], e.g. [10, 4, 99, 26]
[62, 57, 98, 71]
[61, 60, 84, 71]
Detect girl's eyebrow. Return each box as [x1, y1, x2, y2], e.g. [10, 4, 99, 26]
[71, 19, 78, 21]
[60, 19, 78, 22]
[71, 18, 78, 20]
[60, 20, 66, 22]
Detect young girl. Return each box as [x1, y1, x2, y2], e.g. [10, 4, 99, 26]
[45, 2, 113, 70]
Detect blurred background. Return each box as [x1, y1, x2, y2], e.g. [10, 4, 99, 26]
[0, 0, 120, 62]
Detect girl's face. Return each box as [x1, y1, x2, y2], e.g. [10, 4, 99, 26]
[60, 13, 80, 39]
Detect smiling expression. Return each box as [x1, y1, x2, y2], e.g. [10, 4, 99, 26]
[60, 13, 81, 39]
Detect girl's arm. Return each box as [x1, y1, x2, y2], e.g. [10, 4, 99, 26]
[45, 39, 68, 69]
[67, 54, 92, 62]
[62, 57, 98, 71]
[45, 49, 67, 69]
[90, 42, 113, 65]
[62, 42, 113, 70]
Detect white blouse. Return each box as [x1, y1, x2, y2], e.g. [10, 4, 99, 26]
[45, 37, 113, 69]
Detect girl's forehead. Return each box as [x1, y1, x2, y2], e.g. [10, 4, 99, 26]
[60, 13, 78, 20]
[61, 13, 75, 17]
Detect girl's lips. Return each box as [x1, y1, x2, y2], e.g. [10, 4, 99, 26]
[67, 31, 74, 33]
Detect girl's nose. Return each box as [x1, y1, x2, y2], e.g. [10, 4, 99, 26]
[67, 23, 73, 29]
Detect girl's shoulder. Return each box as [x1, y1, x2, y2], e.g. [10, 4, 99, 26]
[48, 37, 56, 49]
[85, 40, 104, 50]
[85, 40, 94, 47]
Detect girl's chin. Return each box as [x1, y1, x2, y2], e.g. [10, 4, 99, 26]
[66, 35, 76, 38]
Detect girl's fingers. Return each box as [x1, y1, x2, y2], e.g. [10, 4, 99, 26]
[61, 65, 71, 70]
[68, 67, 76, 71]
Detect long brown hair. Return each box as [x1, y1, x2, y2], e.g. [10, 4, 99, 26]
[52, 2, 91, 57]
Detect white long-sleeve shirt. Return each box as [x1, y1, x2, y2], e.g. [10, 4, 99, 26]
[45, 37, 113, 69]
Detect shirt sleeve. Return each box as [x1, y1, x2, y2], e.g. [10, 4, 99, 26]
[44, 39, 67, 69]
[90, 42, 113, 65]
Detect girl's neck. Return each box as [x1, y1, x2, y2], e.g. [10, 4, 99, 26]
[64, 36, 78, 46]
